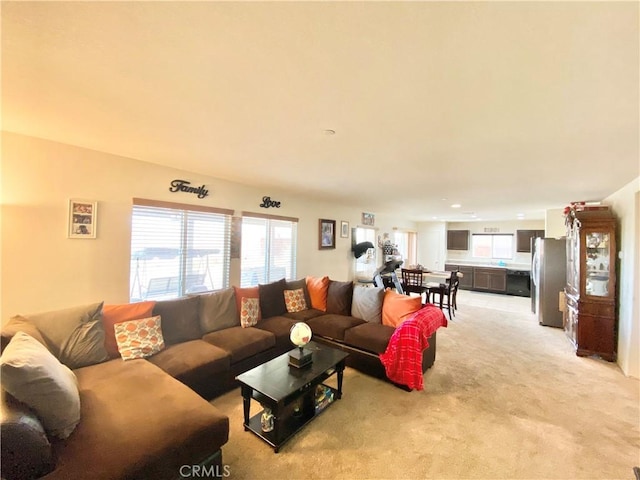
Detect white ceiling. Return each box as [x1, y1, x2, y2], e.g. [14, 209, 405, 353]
[2, 1, 638, 222]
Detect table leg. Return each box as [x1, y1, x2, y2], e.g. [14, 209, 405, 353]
[241, 385, 251, 431]
[272, 410, 279, 453]
[336, 361, 345, 399]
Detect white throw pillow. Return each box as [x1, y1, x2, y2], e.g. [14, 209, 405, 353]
[351, 286, 385, 323]
[0, 331, 81, 439]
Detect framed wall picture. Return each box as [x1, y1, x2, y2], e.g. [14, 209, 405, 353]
[68, 199, 97, 238]
[340, 221, 349, 238]
[319, 219, 336, 249]
[362, 212, 375, 226]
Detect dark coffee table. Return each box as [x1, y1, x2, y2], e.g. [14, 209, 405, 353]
[235, 341, 348, 453]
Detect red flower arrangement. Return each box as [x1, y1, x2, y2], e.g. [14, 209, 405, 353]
[563, 201, 586, 226]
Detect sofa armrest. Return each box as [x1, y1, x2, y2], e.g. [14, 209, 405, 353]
[1, 389, 55, 480]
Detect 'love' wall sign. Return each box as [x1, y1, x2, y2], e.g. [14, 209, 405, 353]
[169, 179, 209, 199]
[260, 196, 281, 208]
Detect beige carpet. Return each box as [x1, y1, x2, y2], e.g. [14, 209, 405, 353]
[211, 292, 640, 479]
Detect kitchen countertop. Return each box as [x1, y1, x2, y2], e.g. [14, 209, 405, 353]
[446, 261, 531, 271]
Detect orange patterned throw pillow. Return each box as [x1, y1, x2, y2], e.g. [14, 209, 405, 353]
[240, 297, 260, 328]
[284, 288, 307, 313]
[102, 301, 156, 358]
[114, 315, 165, 361]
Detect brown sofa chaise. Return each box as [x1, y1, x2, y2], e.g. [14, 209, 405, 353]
[0, 277, 438, 480]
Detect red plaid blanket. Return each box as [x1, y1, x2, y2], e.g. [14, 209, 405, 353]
[379, 305, 447, 391]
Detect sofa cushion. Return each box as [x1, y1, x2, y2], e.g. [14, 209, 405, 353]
[233, 286, 262, 323]
[254, 315, 298, 350]
[258, 278, 287, 318]
[326, 280, 354, 315]
[382, 290, 423, 328]
[284, 309, 326, 322]
[114, 316, 165, 361]
[306, 276, 329, 311]
[284, 288, 307, 313]
[152, 296, 202, 345]
[14, 302, 108, 369]
[0, 332, 81, 439]
[351, 286, 385, 323]
[343, 322, 395, 354]
[103, 301, 156, 359]
[203, 326, 276, 364]
[54, 359, 229, 480]
[147, 340, 231, 391]
[199, 288, 239, 333]
[306, 314, 366, 341]
[286, 279, 312, 310]
[1, 316, 48, 352]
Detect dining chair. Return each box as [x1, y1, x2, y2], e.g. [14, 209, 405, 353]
[401, 268, 428, 301]
[427, 271, 459, 320]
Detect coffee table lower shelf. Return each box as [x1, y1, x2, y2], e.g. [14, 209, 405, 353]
[244, 384, 338, 453]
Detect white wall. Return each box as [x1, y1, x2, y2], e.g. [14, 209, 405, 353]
[0, 132, 416, 320]
[545, 208, 566, 238]
[416, 221, 446, 270]
[604, 177, 640, 378]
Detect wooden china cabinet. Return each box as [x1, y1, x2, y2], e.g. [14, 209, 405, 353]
[564, 208, 617, 361]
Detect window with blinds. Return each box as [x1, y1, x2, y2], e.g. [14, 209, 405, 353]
[240, 212, 298, 287]
[130, 199, 232, 301]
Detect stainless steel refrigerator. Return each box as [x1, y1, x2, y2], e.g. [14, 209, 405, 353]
[531, 237, 567, 327]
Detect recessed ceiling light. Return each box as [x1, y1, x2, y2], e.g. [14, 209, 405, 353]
[517, 213, 525, 218]
[451, 204, 461, 208]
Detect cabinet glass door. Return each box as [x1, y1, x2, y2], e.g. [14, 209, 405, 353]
[566, 221, 580, 294]
[584, 230, 611, 297]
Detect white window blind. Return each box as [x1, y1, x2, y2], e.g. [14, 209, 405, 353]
[472, 234, 514, 260]
[240, 212, 298, 287]
[130, 199, 232, 301]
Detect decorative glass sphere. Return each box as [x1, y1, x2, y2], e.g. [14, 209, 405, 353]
[289, 322, 312, 348]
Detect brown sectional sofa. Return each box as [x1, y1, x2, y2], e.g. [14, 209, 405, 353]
[0, 277, 438, 480]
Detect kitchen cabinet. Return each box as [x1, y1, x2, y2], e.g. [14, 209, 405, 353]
[564, 208, 617, 361]
[516, 229, 545, 253]
[473, 267, 507, 292]
[445, 264, 473, 290]
[447, 230, 469, 251]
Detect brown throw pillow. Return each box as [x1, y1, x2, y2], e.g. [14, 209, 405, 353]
[326, 280, 354, 316]
[153, 296, 202, 345]
[199, 288, 239, 333]
[1, 316, 48, 353]
[258, 278, 287, 318]
[13, 302, 109, 369]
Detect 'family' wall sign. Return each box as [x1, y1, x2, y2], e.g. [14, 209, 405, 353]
[169, 179, 209, 199]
